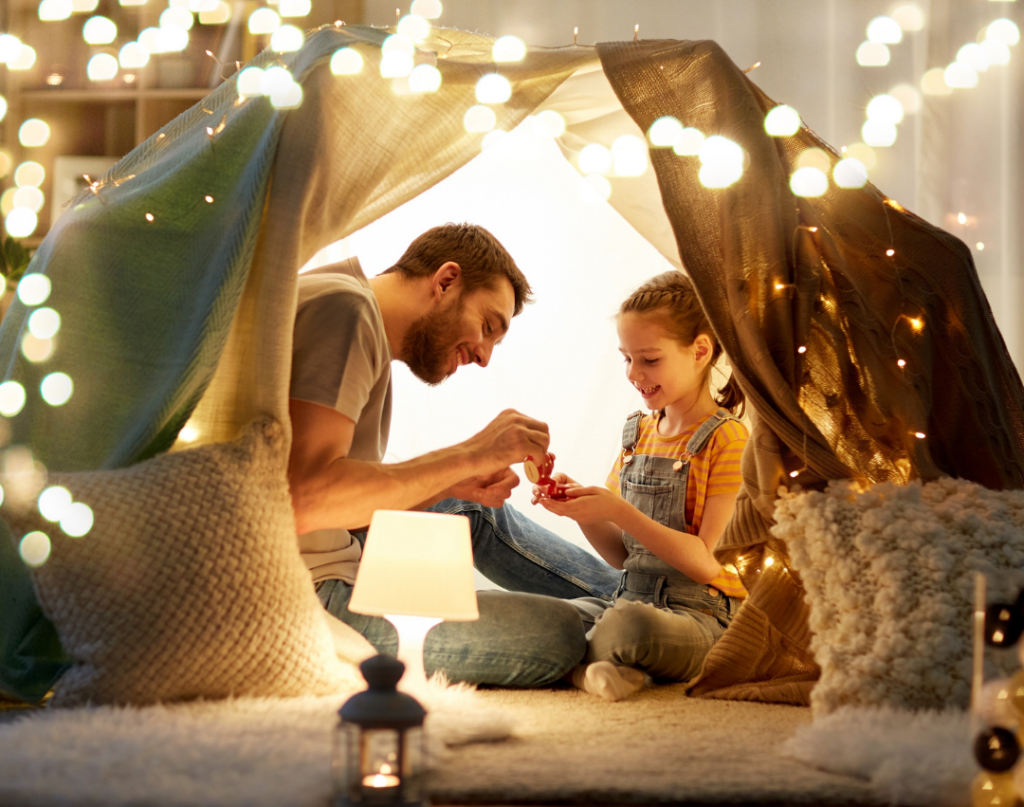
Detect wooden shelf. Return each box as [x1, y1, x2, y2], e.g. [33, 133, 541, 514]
[19, 88, 215, 103]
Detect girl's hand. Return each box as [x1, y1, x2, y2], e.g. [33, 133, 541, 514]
[530, 472, 578, 504]
[538, 485, 624, 524]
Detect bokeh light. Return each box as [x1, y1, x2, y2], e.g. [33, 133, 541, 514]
[889, 83, 921, 114]
[532, 110, 565, 137]
[39, 0, 74, 22]
[87, 53, 119, 81]
[382, 34, 414, 55]
[0, 96, 6, 123]
[611, 135, 648, 177]
[866, 94, 904, 124]
[28, 308, 61, 340]
[833, 157, 868, 188]
[19, 275, 51, 307]
[72, 0, 99, 9]
[921, 67, 953, 95]
[476, 74, 512, 104]
[957, 43, 990, 72]
[13, 187, 44, 214]
[269, 81, 302, 110]
[0, 150, 12, 179]
[396, 14, 430, 40]
[0, 189, 18, 217]
[330, 47, 363, 75]
[578, 143, 612, 175]
[463, 105, 496, 133]
[21, 334, 55, 363]
[579, 174, 612, 203]
[260, 66, 292, 96]
[41, 372, 74, 406]
[790, 166, 828, 197]
[14, 162, 45, 189]
[19, 531, 51, 568]
[983, 39, 1011, 66]
[0, 381, 27, 417]
[199, 1, 231, 24]
[648, 116, 683, 147]
[160, 7, 193, 30]
[237, 66, 264, 94]
[698, 136, 744, 188]
[5, 208, 37, 238]
[119, 42, 150, 69]
[856, 41, 890, 66]
[765, 105, 801, 136]
[18, 119, 50, 148]
[867, 16, 902, 44]
[248, 7, 280, 34]
[408, 63, 441, 92]
[61, 502, 93, 538]
[944, 62, 978, 88]
[156, 24, 189, 54]
[380, 50, 414, 78]
[890, 3, 925, 32]
[493, 35, 526, 63]
[862, 119, 897, 147]
[82, 15, 117, 45]
[410, 0, 442, 19]
[270, 24, 304, 52]
[987, 19, 1020, 47]
[279, 0, 312, 16]
[673, 127, 705, 156]
[38, 485, 72, 522]
[795, 147, 830, 173]
[9, 44, 36, 71]
[0, 35, 23, 64]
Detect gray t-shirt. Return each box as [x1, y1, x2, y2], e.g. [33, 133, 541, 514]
[291, 257, 392, 584]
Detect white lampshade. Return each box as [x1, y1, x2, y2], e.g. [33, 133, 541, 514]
[349, 510, 479, 621]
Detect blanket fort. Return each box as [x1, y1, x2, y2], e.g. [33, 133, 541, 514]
[2, 24, 1023, 707]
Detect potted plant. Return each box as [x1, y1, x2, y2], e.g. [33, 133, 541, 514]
[0, 236, 34, 322]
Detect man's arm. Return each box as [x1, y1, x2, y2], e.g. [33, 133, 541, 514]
[288, 399, 549, 535]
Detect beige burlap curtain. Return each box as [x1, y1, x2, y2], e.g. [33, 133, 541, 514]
[599, 39, 1024, 703]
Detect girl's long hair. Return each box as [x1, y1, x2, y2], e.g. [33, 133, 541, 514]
[618, 271, 745, 417]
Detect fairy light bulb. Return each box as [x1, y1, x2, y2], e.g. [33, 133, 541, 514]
[886, 249, 895, 257]
[898, 359, 907, 368]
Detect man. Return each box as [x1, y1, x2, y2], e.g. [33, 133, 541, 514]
[288, 223, 620, 687]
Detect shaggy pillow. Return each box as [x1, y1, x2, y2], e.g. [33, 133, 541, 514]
[773, 478, 1024, 714]
[2, 418, 350, 707]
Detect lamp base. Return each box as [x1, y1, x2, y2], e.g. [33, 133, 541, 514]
[385, 615, 442, 695]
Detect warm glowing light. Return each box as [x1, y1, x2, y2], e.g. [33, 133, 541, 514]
[789, 470, 800, 478]
[119, 42, 150, 68]
[983, 39, 1012, 65]
[797, 346, 807, 354]
[61, 502, 93, 537]
[83, 15, 117, 44]
[0, 381, 27, 416]
[611, 135, 648, 177]
[179, 423, 200, 442]
[0, 189, 18, 217]
[0, 98, 6, 124]
[204, 195, 214, 204]
[909, 317, 923, 331]
[834, 158, 868, 188]
[957, 43, 990, 72]
[156, 24, 189, 53]
[139, 27, 162, 53]
[199, 2, 230, 24]
[270, 24, 303, 52]
[889, 83, 921, 114]
[764, 105, 801, 136]
[330, 47, 363, 75]
[867, 16, 902, 44]
[673, 127, 705, 156]
[269, 80, 302, 109]
[790, 167, 828, 197]
[278, 0, 311, 16]
[39, 0, 74, 21]
[408, 63, 441, 92]
[87, 53, 119, 81]
[944, 62, 978, 88]
[27, 308, 61, 340]
[886, 249, 895, 256]
[74, 0, 99, 8]
[38, 486, 72, 522]
[795, 148, 830, 173]
[648, 116, 683, 147]
[0, 35, 23, 64]
[698, 136, 743, 188]
[18, 119, 50, 148]
[862, 119, 897, 147]
[41, 372, 73, 406]
[957, 211, 967, 224]
[493, 35, 526, 63]
[248, 7, 281, 34]
[867, 94, 904, 124]
[578, 143, 612, 175]
[578, 174, 612, 203]
[914, 431, 926, 439]
[764, 555, 776, 567]
[898, 359, 907, 367]
[382, 34, 415, 55]
[532, 110, 565, 137]
[921, 67, 953, 95]
[21, 334, 54, 363]
[145, 212, 155, 222]
[987, 19, 1020, 46]
[410, 0, 442, 19]
[775, 282, 785, 290]
[118, 0, 146, 6]
[5, 208, 37, 238]
[890, 3, 925, 31]
[845, 144, 875, 171]
[237, 66, 264, 94]
[0, 152, 11, 180]
[380, 50, 414, 78]
[397, 14, 429, 40]
[160, 6, 193, 29]
[12, 187, 44, 214]
[463, 103, 495, 131]
[17, 274, 50, 306]
[260, 65, 292, 96]
[977, 242, 986, 250]
[856, 41, 890, 67]
[476, 73, 512, 104]
[19, 531, 51, 568]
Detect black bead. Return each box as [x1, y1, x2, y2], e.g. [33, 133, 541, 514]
[985, 603, 1024, 647]
[974, 727, 1021, 773]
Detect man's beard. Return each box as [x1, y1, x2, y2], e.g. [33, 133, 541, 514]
[401, 295, 465, 386]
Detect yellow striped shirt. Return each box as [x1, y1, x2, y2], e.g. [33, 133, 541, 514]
[606, 411, 749, 598]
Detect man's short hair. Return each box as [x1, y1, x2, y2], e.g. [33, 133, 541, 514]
[385, 223, 533, 315]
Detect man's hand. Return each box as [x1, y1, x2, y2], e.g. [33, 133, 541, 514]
[538, 484, 624, 524]
[462, 409, 550, 477]
[447, 468, 520, 508]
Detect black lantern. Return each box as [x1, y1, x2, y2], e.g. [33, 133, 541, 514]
[333, 654, 428, 807]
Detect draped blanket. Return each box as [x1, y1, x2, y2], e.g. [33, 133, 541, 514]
[3, 28, 1022, 705]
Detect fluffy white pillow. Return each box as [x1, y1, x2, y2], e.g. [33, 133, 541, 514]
[3, 418, 351, 707]
[773, 478, 1024, 714]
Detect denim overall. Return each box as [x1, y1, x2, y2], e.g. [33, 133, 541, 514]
[578, 408, 743, 682]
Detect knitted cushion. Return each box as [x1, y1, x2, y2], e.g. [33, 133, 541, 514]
[772, 478, 1024, 715]
[2, 418, 349, 707]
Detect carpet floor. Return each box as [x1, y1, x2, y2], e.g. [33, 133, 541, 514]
[0, 683, 931, 807]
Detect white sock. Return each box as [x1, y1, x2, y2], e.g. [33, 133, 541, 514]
[571, 661, 645, 702]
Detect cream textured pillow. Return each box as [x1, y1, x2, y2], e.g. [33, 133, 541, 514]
[773, 478, 1024, 715]
[3, 418, 350, 707]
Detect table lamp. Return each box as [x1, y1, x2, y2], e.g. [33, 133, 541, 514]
[348, 510, 480, 693]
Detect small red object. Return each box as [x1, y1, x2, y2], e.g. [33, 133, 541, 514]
[524, 452, 569, 501]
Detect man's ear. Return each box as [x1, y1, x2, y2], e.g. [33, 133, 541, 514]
[432, 262, 461, 302]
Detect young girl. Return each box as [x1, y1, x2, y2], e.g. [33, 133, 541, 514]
[537, 271, 749, 701]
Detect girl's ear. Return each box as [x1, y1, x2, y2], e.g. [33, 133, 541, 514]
[693, 333, 714, 369]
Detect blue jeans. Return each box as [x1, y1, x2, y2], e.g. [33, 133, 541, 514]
[319, 499, 621, 687]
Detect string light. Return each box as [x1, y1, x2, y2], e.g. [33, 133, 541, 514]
[886, 249, 895, 256]
[204, 195, 214, 203]
[898, 359, 907, 368]
[573, 27, 578, 45]
[913, 431, 926, 439]
[909, 317, 924, 332]
[145, 212, 154, 222]
[798, 346, 807, 354]
[633, 24, 639, 41]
